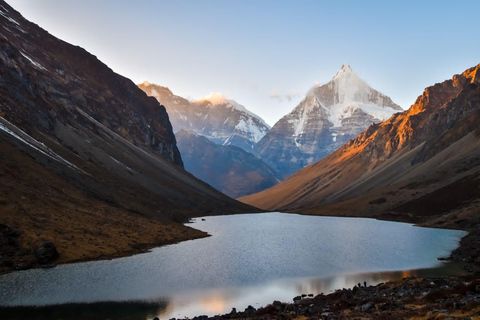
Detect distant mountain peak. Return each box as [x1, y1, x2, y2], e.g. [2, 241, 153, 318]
[195, 92, 227, 105]
[139, 83, 271, 151]
[194, 93, 270, 130]
[341, 63, 352, 71]
[141, 81, 151, 86]
[332, 63, 356, 80]
[176, 128, 199, 137]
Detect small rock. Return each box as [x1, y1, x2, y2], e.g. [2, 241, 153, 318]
[35, 242, 59, 264]
[360, 301, 375, 312]
[308, 306, 318, 314]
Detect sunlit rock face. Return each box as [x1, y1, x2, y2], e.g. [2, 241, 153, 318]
[254, 64, 402, 178]
[138, 83, 270, 153]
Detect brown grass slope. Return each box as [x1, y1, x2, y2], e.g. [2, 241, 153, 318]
[240, 63, 480, 227]
[0, 1, 257, 273]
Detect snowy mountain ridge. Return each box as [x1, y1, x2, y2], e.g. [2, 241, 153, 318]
[138, 83, 270, 152]
[195, 93, 270, 131]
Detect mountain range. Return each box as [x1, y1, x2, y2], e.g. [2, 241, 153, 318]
[254, 64, 403, 177]
[139, 65, 402, 192]
[138, 83, 282, 195]
[138, 82, 270, 152]
[241, 63, 480, 229]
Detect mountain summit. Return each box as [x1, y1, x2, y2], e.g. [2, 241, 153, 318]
[254, 64, 402, 177]
[138, 83, 270, 152]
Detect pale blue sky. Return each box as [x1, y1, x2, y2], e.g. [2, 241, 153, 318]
[7, 0, 480, 125]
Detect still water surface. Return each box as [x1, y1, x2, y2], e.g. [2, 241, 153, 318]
[0, 212, 466, 319]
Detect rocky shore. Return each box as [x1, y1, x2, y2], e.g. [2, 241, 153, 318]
[171, 275, 479, 320]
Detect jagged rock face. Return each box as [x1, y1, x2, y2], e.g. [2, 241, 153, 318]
[138, 83, 270, 152]
[0, 4, 182, 167]
[241, 64, 480, 216]
[255, 64, 402, 178]
[176, 129, 282, 198]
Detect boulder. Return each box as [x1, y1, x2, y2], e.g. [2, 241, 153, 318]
[35, 242, 59, 264]
[360, 301, 375, 312]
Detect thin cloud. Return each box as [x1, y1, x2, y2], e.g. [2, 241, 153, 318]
[269, 90, 301, 102]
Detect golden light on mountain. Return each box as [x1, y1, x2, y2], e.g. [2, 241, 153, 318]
[196, 92, 227, 104]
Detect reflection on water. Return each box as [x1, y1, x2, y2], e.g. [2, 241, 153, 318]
[0, 213, 467, 320]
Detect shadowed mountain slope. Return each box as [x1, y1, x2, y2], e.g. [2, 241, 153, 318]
[0, 0, 256, 273]
[176, 129, 281, 198]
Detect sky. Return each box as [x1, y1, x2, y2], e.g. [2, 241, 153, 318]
[7, 0, 480, 126]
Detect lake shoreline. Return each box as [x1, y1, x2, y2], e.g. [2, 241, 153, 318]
[0, 221, 210, 276]
[1, 212, 470, 276]
[180, 215, 480, 320]
[1, 211, 475, 274]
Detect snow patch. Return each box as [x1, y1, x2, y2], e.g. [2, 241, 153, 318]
[109, 156, 133, 172]
[0, 9, 20, 26]
[234, 117, 268, 143]
[0, 118, 83, 173]
[20, 52, 46, 71]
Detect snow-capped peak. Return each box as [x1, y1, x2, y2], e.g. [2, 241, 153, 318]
[294, 64, 402, 130]
[194, 93, 271, 129]
[341, 63, 352, 71]
[138, 83, 271, 152]
[332, 63, 355, 81]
